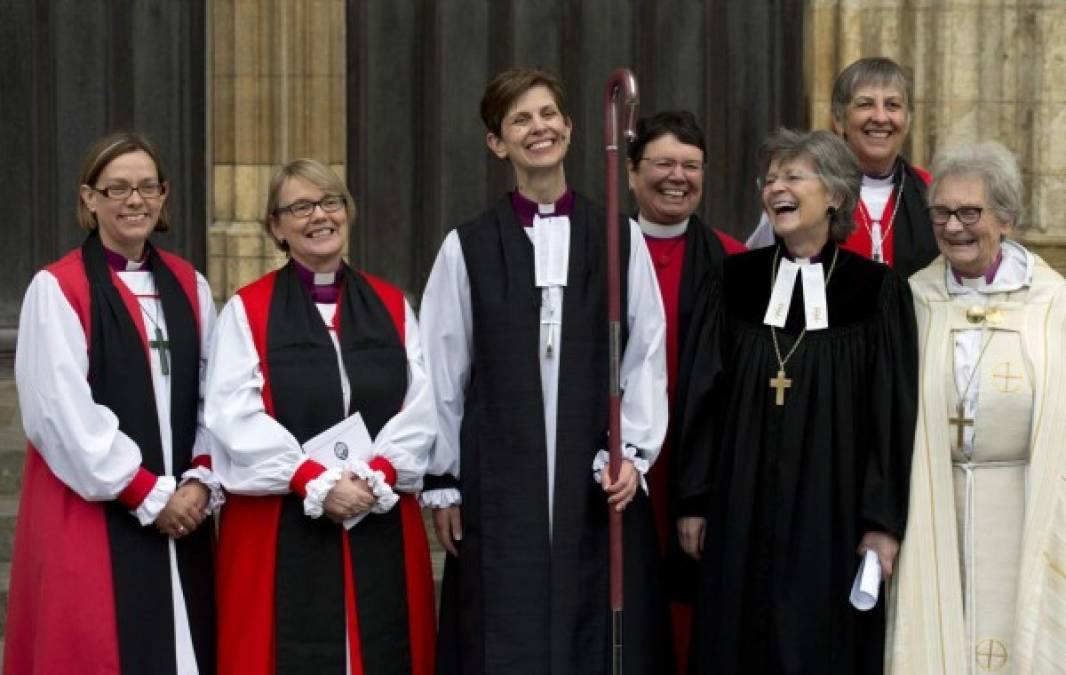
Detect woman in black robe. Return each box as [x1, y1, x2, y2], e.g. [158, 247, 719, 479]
[678, 129, 918, 675]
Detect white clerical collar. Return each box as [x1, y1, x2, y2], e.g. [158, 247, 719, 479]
[763, 248, 832, 331]
[313, 272, 336, 286]
[945, 239, 1033, 296]
[862, 173, 895, 190]
[637, 213, 689, 238]
[124, 259, 146, 272]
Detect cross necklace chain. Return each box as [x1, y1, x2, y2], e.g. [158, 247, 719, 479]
[857, 171, 905, 264]
[948, 329, 995, 452]
[768, 245, 838, 406]
[141, 280, 171, 376]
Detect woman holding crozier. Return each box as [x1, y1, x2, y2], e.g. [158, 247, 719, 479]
[206, 159, 436, 675]
[678, 129, 918, 674]
[886, 142, 1066, 673]
[5, 132, 219, 674]
[419, 67, 671, 675]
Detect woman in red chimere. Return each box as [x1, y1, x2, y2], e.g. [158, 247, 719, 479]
[206, 159, 437, 675]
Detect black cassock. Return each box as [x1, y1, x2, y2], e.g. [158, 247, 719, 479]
[677, 241, 918, 675]
[432, 193, 673, 675]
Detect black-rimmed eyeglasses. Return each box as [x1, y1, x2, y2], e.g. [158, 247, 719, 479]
[929, 205, 983, 226]
[91, 182, 166, 200]
[274, 195, 347, 218]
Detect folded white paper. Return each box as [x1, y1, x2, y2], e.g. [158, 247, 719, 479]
[303, 413, 375, 529]
[850, 549, 882, 611]
[303, 412, 374, 470]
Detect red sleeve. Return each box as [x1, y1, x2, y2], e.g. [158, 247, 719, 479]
[117, 467, 159, 509]
[189, 454, 212, 471]
[713, 229, 748, 255]
[290, 459, 328, 498]
[367, 456, 398, 487]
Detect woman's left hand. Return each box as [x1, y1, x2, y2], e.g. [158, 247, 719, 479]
[602, 459, 639, 512]
[857, 531, 901, 578]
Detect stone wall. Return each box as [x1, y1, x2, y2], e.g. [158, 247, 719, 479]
[807, 0, 1066, 272]
[209, 0, 347, 302]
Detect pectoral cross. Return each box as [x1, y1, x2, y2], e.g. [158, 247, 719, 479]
[769, 368, 791, 406]
[871, 221, 884, 263]
[149, 327, 171, 376]
[948, 401, 973, 450]
[541, 289, 562, 358]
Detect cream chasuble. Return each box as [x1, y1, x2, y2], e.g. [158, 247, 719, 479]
[887, 251, 1066, 674]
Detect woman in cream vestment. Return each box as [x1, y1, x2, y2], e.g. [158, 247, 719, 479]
[886, 142, 1066, 674]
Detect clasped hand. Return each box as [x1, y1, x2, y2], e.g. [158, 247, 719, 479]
[322, 470, 376, 524]
[155, 480, 210, 539]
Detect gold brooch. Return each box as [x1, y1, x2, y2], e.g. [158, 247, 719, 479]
[965, 305, 1002, 324]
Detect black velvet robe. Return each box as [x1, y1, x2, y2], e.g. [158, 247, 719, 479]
[679, 241, 918, 675]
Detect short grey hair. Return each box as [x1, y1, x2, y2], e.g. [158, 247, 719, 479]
[929, 141, 1023, 228]
[831, 57, 914, 126]
[759, 128, 862, 243]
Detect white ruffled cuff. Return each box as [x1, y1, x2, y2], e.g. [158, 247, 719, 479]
[351, 459, 399, 514]
[591, 446, 650, 494]
[302, 468, 344, 519]
[419, 488, 462, 508]
[180, 466, 226, 514]
[135, 475, 177, 526]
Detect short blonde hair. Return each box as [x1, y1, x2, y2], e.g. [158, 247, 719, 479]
[263, 159, 357, 252]
[77, 131, 171, 232]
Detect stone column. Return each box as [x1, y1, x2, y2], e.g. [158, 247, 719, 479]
[806, 0, 1066, 272]
[210, 0, 347, 302]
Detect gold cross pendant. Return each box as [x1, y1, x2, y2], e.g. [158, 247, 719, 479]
[948, 401, 973, 449]
[769, 368, 791, 406]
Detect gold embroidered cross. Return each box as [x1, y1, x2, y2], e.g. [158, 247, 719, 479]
[976, 638, 1007, 670]
[992, 362, 1023, 394]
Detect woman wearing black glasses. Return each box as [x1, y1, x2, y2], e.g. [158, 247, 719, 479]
[6, 131, 220, 674]
[887, 141, 1066, 673]
[205, 158, 437, 675]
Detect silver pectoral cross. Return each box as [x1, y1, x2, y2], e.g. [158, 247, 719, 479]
[871, 221, 884, 262]
[543, 312, 560, 357]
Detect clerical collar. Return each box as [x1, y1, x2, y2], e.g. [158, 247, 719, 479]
[946, 240, 1033, 295]
[637, 213, 689, 238]
[862, 172, 895, 190]
[103, 245, 149, 272]
[863, 158, 900, 181]
[511, 188, 574, 228]
[774, 236, 825, 264]
[292, 258, 342, 304]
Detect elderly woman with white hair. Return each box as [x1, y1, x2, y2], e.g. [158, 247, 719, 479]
[887, 141, 1066, 673]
